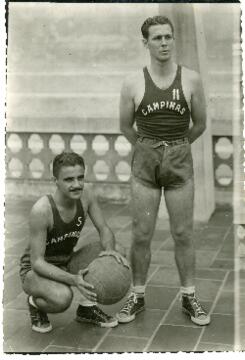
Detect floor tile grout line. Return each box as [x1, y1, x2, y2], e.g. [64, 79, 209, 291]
[114, 220, 132, 236]
[142, 290, 181, 352]
[210, 224, 233, 264]
[146, 284, 180, 289]
[4, 267, 19, 280]
[192, 270, 231, 352]
[41, 340, 58, 353]
[157, 237, 172, 251]
[41, 344, 89, 353]
[150, 265, 234, 271]
[211, 312, 234, 316]
[147, 277, 226, 288]
[96, 334, 149, 340]
[158, 322, 201, 329]
[197, 224, 233, 230]
[41, 323, 81, 352]
[199, 341, 235, 346]
[194, 277, 226, 282]
[146, 266, 161, 285]
[149, 264, 230, 272]
[92, 328, 112, 352]
[154, 242, 167, 252]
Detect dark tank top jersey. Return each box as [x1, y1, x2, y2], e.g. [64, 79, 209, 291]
[135, 66, 191, 141]
[21, 195, 85, 267]
[44, 195, 85, 264]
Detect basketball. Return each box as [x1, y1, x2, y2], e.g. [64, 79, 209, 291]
[84, 254, 132, 305]
[68, 242, 103, 274]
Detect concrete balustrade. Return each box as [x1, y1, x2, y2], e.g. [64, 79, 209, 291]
[6, 132, 133, 183]
[6, 132, 233, 191]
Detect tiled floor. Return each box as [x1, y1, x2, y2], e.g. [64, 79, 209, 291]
[3, 197, 244, 353]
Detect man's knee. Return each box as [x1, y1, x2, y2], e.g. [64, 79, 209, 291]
[171, 226, 193, 247]
[24, 272, 73, 313]
[49, 285, 73, 312]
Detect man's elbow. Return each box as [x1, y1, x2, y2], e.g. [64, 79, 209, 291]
[196, 121, 206, 135]
[201, 122, 206, 134]
[120, 121, 132, 135]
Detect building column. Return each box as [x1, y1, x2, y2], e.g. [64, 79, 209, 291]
[158, 3, 215, 222]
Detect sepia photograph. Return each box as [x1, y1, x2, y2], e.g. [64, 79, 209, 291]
[3, 0, 244, 354]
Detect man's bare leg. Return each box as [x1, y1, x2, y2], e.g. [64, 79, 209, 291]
[23, 271, 73, 313]
[164, 179, 195, 287]
[130, 178, 161, 286]
[117, 177, 161, 323]
[164, 179, 210, 325]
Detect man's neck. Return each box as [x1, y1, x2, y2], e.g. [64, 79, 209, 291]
[150, 59, 176, 77]
[53, 190, 76, 209]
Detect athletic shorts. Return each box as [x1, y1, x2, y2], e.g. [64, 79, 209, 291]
[19, 242, 103, 284]
[131, 136, 194, 189]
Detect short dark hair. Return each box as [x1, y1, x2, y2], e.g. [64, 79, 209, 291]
[141, 15, 174, 39]
[52, 151, 85, 178]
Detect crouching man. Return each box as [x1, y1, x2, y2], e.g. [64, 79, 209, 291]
[19, 151, 125, 333]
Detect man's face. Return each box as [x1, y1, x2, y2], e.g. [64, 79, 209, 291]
[55, 164, 85, 200]
[144, 24, 174, 62]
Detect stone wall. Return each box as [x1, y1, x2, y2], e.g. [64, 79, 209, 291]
[7, 2, 158, 132]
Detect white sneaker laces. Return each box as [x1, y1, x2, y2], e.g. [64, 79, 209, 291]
[121, 293, 138, 313]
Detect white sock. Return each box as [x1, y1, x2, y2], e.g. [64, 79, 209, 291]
[132, 285, 146, 297]
[79, 300, 97, 307]
[29, 295, 38, 308]
[180, 286, 195, 296]
[79, 294, 97, 307]
[75, 287, 97, 307]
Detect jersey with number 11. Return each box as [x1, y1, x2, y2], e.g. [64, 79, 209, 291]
[135, 65, 191, 141]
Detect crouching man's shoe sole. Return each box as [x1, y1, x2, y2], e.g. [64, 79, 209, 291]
[27, 296, 52, 333]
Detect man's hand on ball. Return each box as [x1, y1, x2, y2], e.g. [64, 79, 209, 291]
[99, 250, 130, 268]
[74, 269, 97, 302]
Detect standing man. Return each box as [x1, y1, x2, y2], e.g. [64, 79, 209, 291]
[20, 151, 126, 333]
[117, 15, 210, 326]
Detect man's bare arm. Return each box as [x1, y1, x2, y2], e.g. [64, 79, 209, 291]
[29, 199, 96, 301]
[87, 187, 128, 265]
[30, 202, 76, 285]
[188, 72, 207, 144]
[87, 187, 115, 251]
[119, 78, 138, 145]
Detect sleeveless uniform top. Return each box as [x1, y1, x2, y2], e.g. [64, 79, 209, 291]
[20, 195, 86, 267]
[44, 195, 85, 265]
[135, 66, 191, 141]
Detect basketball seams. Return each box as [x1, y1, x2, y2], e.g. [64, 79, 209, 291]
[84, 255, 131, 305]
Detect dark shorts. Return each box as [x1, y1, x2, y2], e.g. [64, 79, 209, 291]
[131, 136, 194, 190]
[19, 242, 103, 285]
